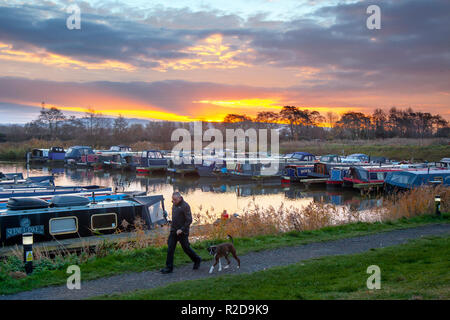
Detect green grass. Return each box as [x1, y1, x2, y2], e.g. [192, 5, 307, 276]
[102, 236, 450, 300]
[0, 213, 448, 295]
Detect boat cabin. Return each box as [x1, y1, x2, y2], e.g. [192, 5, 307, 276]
[48, 146, 66, 161]
[65, 146, 95, 162]
[136, 150, 168, 173]
[319, 154, 342, 163]
[29, 149, 49, 163]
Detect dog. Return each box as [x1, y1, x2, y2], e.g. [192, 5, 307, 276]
[207, 235, 240, 273]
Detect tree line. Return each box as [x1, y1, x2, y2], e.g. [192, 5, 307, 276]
[222, 106, 449, 140]
[0, 104, 448, 147]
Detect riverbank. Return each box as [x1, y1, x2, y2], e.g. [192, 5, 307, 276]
[1, 138, 448, 161]
[1, 213, 448, 296]
[104, 234, 449, 300]
[280, 138, 450, 162]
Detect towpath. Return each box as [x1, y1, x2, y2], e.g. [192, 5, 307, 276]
[1, 223, 449, 300]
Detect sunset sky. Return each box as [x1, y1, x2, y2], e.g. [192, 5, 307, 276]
[0, 0, 449, 123]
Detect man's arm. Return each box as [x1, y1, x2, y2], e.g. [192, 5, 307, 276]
[181, 203, 192, 233]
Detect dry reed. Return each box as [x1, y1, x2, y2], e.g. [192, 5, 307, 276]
[8, 185, 448, 265]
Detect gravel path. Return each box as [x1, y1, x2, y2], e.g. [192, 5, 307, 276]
[2, 224, 449, 300]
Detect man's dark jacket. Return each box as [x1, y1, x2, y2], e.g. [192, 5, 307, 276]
[170, 198, 193, 235]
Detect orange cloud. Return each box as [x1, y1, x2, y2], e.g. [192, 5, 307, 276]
[155, 34, 252, 72]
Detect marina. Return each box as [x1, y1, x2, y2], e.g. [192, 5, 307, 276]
[0, 148, 448, 251]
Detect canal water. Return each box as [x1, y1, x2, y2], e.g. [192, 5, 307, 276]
[1, 162, 384, 224]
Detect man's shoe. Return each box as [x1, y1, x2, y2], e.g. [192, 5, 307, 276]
[160, 267, 173, 274]
[193, 258, 201, 270]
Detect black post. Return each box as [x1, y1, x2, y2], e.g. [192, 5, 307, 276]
[22, 233, 33, 275]
[435, 195, 441, 216]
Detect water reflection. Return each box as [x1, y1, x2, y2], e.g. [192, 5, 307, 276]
[1, 162, 383, 220]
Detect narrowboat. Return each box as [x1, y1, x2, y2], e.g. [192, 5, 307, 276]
[342, 154, 369, 164]
[319, 154, 343, 163]
[384, 169, 450, 192]
[135, 150, 168, 173]
[48, 146, 66, 161]
[229, 163, 281, 182]
[308, 162, 347, 179]
[0, 194, 167, 246]
[281, 164, 315, 183]
[342, 166, 404, 190]
[326, 167, 350, 187]
[28, 149, 49, 163]
[195, 160, 227, 178]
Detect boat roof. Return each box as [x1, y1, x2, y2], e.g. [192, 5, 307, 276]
[68, 146, 92, 149]
[292, 152, 315, 156]
[390, 169, 450, 176]
[0, 199, 140, 216]
[347, 153, 368, 157]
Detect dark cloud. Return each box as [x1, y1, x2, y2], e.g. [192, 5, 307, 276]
[0, 0, 448, 116]
[247, 0, 450, 90]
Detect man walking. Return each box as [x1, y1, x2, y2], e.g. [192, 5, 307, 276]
[160, 192, 201, 274]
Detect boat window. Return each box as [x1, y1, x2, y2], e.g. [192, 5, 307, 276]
[49, 217, 78, 235]
[390, 173, 412, 185]
[369, 172, 378, 180]
[91, 213, 118, 231]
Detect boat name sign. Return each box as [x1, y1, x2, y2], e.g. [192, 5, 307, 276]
[5, 218, 45, 239]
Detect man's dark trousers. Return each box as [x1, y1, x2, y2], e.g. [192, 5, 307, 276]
[166, 231, 200, 270]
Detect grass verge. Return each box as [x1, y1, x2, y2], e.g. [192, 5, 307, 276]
[0, 212, 448, 295]
[101, 235, 450, 300]
[279, 140, 450, 162]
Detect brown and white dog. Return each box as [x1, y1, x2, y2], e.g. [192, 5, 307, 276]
[207, 235, 241, 273]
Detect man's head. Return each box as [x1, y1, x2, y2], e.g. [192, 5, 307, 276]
[172, 191, 182, 205]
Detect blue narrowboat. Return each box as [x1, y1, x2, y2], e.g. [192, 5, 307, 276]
[280, 152, 316, 183]
[48, 146, 66, 161]
[385, 169, 450, 192]
[326, 167, 350, 186]
[281, 164, 315, 183]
